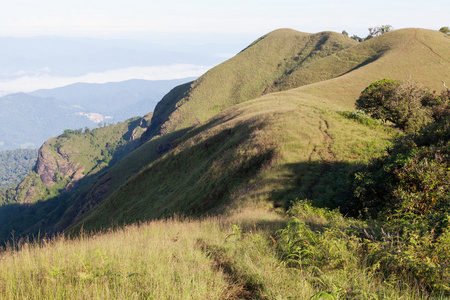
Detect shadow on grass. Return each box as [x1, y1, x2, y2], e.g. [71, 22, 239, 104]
[0, 115, 363, 247]
[268, 160, 361, 216]
[72, 120, 277, 233]
[0, 124, 194, 247]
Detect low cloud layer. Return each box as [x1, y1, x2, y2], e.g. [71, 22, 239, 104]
[0, 64, 211, 95]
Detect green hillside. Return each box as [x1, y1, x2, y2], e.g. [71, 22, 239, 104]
[0, 113, 152, 238]
[142, 29, 357, 140]
[72, 28, 450, 232]
[1, 28, 450, 298]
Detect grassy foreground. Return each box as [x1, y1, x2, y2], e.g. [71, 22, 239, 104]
[0, 203, 440, 300]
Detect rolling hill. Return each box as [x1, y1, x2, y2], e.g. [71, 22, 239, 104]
[2, 27, 449, 235]
[72, 28, 450, 232]
[0, 27, 449, 298]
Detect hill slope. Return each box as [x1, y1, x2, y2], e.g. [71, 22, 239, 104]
[0, 114, 152, 239]
[142, 29, 358, 140]
[1, 28, 449, 239]
[0, 28, 450, 299]
[70, 28, 450, 231]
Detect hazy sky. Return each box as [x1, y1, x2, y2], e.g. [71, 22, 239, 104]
[0, 0, 448, 95]
[2, 0, 448, 38]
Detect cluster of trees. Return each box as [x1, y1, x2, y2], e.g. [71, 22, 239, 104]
[342, 25, 393, 42]
[0, 149, 38, 190]
[341, 80, 450, 291]
[440, 26, 450, 35]
[355, 78, 450, 132]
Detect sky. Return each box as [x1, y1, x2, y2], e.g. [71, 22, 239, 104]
[0, 0, 448, 94]
[2, 0, 448, 38]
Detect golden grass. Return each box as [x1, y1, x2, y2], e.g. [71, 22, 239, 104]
[0, 208, 317, 300]
[0, 204, 433, 299]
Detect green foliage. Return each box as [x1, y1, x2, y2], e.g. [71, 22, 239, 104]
[356, 78, 400, 121]
[340, 110, 381, 128]
[439, 26, 450, 35]
[422, 88, 450, 121]
[0, 148, 38, 190]
[351, 117, 450, 230]
[367, 25, 393, 39]
[277, 201, 450, 297]
[356, 79, 435, 132]
[360, 221, 450, 294]
[349, 25, 393, 42]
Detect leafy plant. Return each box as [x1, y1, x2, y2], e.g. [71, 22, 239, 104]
[356, 79, 434, 132]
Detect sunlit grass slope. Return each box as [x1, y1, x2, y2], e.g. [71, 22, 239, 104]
[295, 28, 450, 109]
[145, 28, 450, 142]
[72, 87, 394, 232]
[0, 208, 428, 299]
[143, 29, 357, 139]
[72, 28, 450, 232]
[12, 197, 447, 300]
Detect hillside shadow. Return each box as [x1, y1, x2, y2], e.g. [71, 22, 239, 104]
[266, 161, 361, 215]
[0, 124, 196, 246]
[0, 120, 362, 247]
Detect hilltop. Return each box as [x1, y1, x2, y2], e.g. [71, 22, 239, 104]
[0, 28, 450, 298]
[72, 28, 450, 231]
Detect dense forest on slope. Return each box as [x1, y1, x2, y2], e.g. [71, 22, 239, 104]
[0, 149, 37, 190]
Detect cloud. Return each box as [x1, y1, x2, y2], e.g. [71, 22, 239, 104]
[0, 64, 211, 94]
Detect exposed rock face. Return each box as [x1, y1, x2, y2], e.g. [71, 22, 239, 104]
[34, 144, 82, 187]
[35, 146, 58, 186]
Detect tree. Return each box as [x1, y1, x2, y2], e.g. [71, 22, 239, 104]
[356, 79, 433, 132]
[356, 79, 400, 121]
[342, 30, 349, 37]
[439, 26, 450, 35]
[350, 35, 363, 42]
[366, 25, 393, 39]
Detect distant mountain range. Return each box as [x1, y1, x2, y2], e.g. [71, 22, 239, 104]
[0, 78, 195, 151]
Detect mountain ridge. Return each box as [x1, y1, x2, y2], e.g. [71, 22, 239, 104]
[68, 27, 450, 232]
[1, 27, 449, 240]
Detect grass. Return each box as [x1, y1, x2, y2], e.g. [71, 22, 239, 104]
[143, 29, 357, 138]
[70, 90, 395, 232]
[0, 203, 441, 299]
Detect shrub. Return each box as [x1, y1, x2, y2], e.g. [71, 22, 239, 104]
[356, 79, 434, 132]
[351, 117, 450, 233]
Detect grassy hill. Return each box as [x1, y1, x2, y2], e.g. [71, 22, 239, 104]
[0, 28, 450, 299]
[71, 28, 450, 232]
[142, 29, 358, 140]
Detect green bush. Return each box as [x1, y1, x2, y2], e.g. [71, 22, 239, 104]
[356, 79, 434, 132]
[352, 117, 450, 225]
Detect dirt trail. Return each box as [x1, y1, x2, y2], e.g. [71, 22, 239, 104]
[308, 118, 334, 162]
